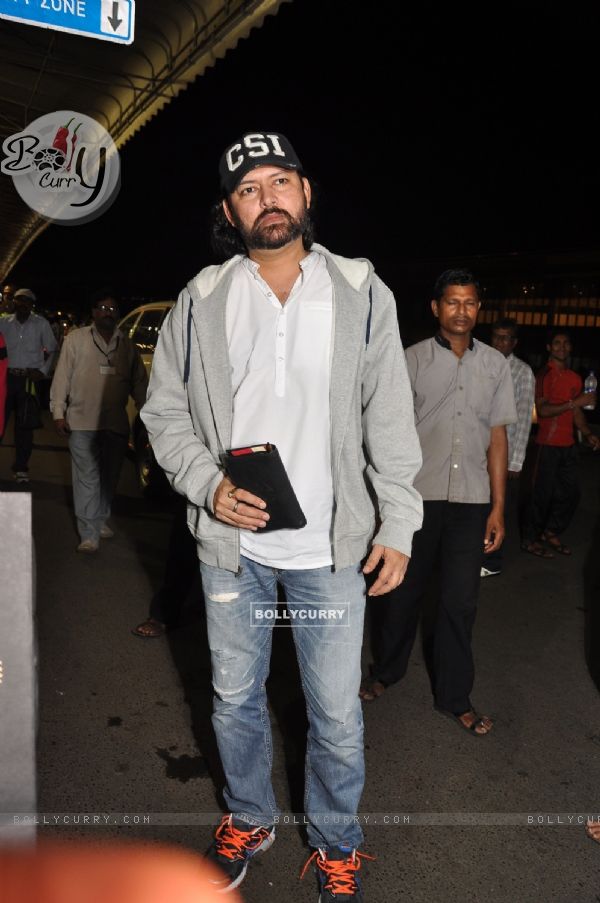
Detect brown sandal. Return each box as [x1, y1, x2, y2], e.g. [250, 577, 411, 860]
[521, 541, 554, 559]
[359, 677, 387, 702]
[541, 533, 571, 555]
[435, 707, 493, 737]
[131, 618, 166, 639]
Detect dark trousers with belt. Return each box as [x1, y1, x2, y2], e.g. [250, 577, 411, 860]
[1, 373, 34, 471]
[369, 500, 488, 714]
[482, 475, 522, 573]
[523, 444, 580, 542]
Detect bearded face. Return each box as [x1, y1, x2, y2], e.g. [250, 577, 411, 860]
[223, 167, 312, 252]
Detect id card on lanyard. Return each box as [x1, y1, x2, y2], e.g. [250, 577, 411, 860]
[93, 332, 119, 376]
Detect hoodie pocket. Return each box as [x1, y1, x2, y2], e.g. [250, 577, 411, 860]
[336, 483, 375, 536]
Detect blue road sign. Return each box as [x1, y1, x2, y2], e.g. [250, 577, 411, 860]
[0, 0, 135, 44]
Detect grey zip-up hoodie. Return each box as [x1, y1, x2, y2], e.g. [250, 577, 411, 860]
[141, 243, 423, 573]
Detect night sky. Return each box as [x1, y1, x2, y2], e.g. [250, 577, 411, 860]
[9, 0, 600, 318]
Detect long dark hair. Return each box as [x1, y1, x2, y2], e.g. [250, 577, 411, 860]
[209, 174, 317, 260]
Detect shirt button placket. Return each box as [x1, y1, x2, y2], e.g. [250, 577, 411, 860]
[275, 309, 286, 397]
[450, 361, 464, 500]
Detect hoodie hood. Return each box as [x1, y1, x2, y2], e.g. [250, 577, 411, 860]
[187, 243, 372, 301]
[188, 254, 243, 301]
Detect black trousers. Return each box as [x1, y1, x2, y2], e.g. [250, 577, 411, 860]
[1, 373, 35, 471]
[524, 444, 580, 542]
[369, 501, 488, 714]
[482, 476, 522, 572]
[149, 497, 200, 626]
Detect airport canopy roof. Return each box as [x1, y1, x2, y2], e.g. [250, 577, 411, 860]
[0, 0, 288, 279]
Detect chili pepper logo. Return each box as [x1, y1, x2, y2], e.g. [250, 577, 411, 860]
[52, 116, 74, 156]
[0, 110, 121, 226]
[31, 117, 83, 173]
[66, 123, 82, 172]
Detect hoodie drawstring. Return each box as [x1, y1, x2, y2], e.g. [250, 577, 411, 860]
[183, 296, 193, 384]
[365, 285, 373, 346]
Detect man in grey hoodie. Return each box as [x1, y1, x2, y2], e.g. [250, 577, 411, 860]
[141, 131, 422, 901]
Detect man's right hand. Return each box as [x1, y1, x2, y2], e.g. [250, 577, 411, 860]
[54, 418, 70, 437]
[213, 476, 270, 530]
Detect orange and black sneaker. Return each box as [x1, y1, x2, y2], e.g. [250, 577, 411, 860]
[301, 845, 375, 900]
[205, 813, 275, 893]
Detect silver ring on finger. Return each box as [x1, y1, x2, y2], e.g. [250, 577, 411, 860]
[227, 487, 238, 499]
[232, 500, 240, 513]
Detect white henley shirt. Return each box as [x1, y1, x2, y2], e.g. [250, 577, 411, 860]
[226, 251, 334, 569]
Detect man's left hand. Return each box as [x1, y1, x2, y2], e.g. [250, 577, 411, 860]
[483, 510, 504, 554]
[363, 545, 410, 596]
[586, 433, 600, 451]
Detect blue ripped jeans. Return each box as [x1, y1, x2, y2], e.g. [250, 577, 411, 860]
[200, 556, 366, 850]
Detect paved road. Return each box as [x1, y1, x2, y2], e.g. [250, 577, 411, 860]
[2, 413, 600, 902]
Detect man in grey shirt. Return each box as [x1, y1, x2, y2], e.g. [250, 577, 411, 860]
[361, 269, 516, 736]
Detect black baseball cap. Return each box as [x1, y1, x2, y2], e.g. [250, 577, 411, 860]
[219, 131, 302, 196]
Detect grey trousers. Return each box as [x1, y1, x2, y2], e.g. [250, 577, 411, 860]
[69, 430, 127, 541]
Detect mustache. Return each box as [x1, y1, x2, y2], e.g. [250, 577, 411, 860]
[255, 207, 292, 226]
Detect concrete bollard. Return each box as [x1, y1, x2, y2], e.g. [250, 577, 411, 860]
[0, 491, 36, 843]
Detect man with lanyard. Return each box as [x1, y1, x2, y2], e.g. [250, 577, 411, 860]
[481, 318, 535, 575]
[522, 330, 599, 557]
[0, 288, 57, 483]
[50, 291, 148, 552]
[361, 270, 516, 737]
[141, 131, 423, 899]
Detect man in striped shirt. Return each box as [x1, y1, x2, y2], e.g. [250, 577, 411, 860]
[481, 318, 535, 575]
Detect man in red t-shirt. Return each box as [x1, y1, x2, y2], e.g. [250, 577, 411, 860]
[522, 330, 599, 557]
